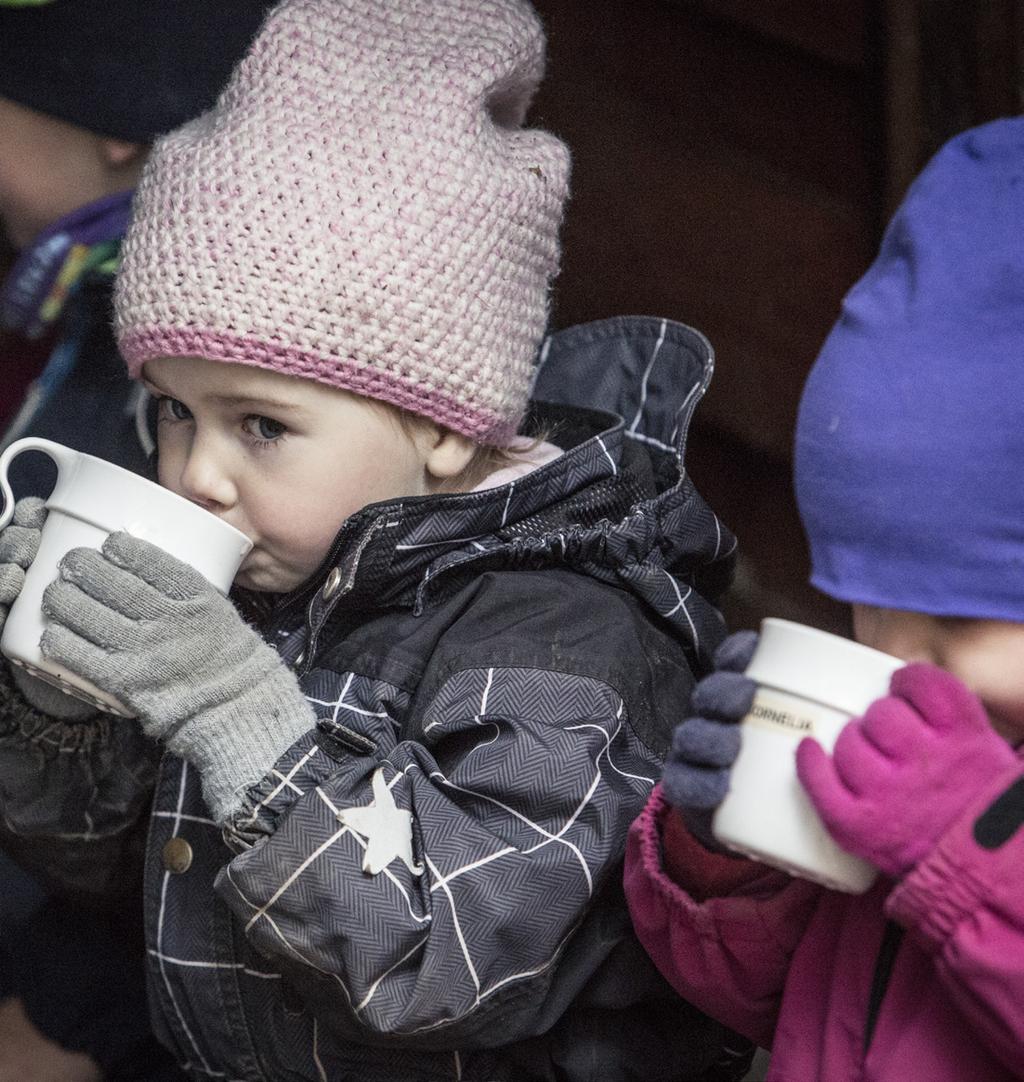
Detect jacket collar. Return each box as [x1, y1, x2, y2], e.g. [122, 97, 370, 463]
[249, 317, 735, 662]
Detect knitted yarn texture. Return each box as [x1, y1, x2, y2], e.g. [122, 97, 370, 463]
[115, 0, 571, 443]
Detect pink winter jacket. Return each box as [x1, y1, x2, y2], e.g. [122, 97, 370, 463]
[624, 769, 1024, 1081]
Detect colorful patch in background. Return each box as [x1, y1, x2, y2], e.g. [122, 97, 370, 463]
[0, 189, 131, 339]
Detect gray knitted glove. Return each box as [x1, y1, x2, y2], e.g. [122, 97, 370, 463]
[0, 497, 96, 719]
[39, 531, 316, 821]
[0, 496, 45, 635]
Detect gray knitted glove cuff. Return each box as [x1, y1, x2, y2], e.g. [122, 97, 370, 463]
[164, 665, 316, 823]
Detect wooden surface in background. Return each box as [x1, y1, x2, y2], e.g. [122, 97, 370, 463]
[883, 0, 1024, 212]
[530, 0, 877, 463]
[528, 0, 1022, 632]
[530, 0, 873, 629]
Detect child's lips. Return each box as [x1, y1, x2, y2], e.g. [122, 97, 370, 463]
[236, 541, 265, 570]
[232, 548, 303, 593]
[234, 547, 267, 582]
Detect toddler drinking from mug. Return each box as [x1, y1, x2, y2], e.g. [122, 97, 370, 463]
[624, 117, 1024, 1081]
[0, 1, 744, 1078]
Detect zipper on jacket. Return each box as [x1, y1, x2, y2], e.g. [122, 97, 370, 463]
[298, 513, 389, 674]
[862, 920, 904, 1057]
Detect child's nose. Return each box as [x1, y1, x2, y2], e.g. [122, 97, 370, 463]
[179, 443, 237, 512]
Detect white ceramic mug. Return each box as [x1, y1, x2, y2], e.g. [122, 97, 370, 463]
[0, 437, 252, 716]
[711, 618, 902, 893]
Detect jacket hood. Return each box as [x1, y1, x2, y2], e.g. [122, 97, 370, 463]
[258, 317, 736, 669]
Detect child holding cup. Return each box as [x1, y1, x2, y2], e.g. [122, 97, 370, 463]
[0, 1, 748, 1078]
[624, 117, 1024, 1081]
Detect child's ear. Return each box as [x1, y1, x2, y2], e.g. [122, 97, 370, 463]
[424, 430, 477, 483]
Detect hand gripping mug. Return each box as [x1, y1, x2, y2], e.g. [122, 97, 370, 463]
[0, 438, 252, 716]
[711, 618, 902, 893]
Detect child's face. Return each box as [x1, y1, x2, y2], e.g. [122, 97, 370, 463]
[852, 605, 1024, 746]
[143, 356, 474, 594]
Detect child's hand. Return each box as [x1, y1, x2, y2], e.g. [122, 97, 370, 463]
[796, 662, 1016, 878]
[662, 630, 758, 848]
[38, 531, 315, 819]
[0, 497, 99, 718]
[0, 497, 45, 635]
[39, 530, 269, 732]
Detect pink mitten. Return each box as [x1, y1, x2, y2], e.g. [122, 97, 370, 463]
[796, 662, 1015, 878]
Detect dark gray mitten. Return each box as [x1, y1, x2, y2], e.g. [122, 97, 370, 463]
[40, 531, 316, 821]
[662, 631, 758, 848]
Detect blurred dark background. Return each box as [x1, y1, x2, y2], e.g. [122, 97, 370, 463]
[2, 0, 1021, 635]
[530, 0, 1024, 634]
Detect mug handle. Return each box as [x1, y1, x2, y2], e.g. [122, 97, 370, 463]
[0, 438, 80, 532]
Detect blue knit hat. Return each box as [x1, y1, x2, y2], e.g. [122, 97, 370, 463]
[795, 117, 1024, 622]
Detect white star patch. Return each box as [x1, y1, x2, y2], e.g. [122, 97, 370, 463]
[338, 768, 423, 876]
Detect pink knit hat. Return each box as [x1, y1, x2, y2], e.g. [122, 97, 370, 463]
[114, 0, 570, 444]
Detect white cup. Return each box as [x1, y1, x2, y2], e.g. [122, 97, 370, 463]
[0, 437, 252, 717]
[711, 618, 902, 893]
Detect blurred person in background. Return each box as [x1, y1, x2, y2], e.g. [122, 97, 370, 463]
[0, 3, 273, 1078]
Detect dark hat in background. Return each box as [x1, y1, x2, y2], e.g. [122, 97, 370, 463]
[0, 0, 276, 142]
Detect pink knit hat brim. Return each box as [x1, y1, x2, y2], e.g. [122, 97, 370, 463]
[121, 327, 516, 445]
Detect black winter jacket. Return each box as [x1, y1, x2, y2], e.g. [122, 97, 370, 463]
[0, 317, 746, 1081]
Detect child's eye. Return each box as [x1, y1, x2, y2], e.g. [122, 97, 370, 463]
[243, 415, 287, 443]
[157, 396, 193, 422]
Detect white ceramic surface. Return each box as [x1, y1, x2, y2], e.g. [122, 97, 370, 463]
[0, 437, 252, 715]
[712, 618, 902, 893]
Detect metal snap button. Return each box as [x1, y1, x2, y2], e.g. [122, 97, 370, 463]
[162, 836, 193, 874]
[322, 567, 342, 599]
